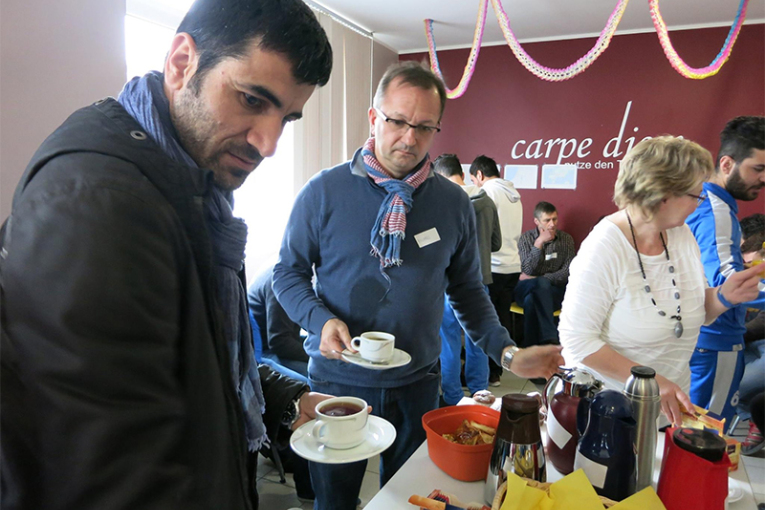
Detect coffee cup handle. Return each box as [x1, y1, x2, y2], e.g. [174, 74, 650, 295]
[312, 420, 327, 444]
[350, 337, 362, 350]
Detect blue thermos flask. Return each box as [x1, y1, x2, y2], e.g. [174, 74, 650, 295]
[574, 389, 637, 502]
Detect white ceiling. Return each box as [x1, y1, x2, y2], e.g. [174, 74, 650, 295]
[310, 0, 765, 53]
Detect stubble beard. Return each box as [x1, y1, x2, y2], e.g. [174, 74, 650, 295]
[172, 86, 245, 192]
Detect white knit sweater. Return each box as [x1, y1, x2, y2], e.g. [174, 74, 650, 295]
[559, 219, 708, 394]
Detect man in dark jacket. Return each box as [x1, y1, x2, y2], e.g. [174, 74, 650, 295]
[0, 1, 332, 509]
[249, 263, 309, 383]
[433, 154, 502, 404]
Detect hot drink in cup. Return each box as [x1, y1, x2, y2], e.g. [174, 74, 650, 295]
[350, 332, 395, 362]
[312, 396, 369, 449]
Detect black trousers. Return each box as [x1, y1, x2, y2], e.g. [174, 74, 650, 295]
[488, 272, 520, 377]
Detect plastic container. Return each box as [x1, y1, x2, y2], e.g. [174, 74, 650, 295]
[422, 405, 500, 481]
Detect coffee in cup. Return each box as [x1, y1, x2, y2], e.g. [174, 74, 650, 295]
[350, 331, 395, 362]
[312, 397, 369, 449]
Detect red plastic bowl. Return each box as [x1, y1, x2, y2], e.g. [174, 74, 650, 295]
[422, 405, 500, 482]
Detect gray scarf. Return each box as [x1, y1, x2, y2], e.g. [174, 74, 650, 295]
[118, 71, 267, 451]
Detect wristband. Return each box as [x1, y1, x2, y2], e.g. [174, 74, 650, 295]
[716, 287, 735, 309]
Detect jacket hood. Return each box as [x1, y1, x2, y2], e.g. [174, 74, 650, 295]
[484, 178, 521, 203]
[462, 184, 482, 198]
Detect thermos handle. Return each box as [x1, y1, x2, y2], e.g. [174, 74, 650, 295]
[543, 372, 563, 409]
[577, 396, 592, 436]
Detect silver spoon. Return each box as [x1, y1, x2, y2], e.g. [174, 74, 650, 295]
[334, 350, 390, 365]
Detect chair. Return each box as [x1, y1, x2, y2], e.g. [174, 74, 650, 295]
[509, 302, 561, 346]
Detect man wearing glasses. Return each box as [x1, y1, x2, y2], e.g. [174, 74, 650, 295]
[273, 61, 563, 510]
[686, 115, 765, 431]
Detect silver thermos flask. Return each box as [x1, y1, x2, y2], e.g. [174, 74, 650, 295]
[623, 366, 661, 491]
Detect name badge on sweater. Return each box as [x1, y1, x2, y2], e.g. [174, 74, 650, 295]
[415, 228, 440, 248]
[545, 252, 558, 261]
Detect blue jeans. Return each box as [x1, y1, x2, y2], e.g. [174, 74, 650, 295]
[737, 339, 765, 420]
[260, 352, 309, 385]
[440, 289, 489, 404]
[513, 277, 565, 346]
[307, 371, 440, 510]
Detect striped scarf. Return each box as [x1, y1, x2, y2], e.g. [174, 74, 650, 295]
[362, 137, 431, 268]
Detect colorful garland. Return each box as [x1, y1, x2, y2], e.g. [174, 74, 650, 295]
[425, 0, 489, 98]
[424, 0, 751, 92]
[650, 0, 749, 79]
[491, 0, 630, 82]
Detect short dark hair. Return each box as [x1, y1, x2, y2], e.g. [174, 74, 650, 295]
[373, 61, 447, 119]
[742, 232, 765, 255]
[469, 155, 500, 178]
[717, 116, 765, 168]
[741, 213, 765, 242]
[177, 0, 333, 90]
[433, 154, 462, 178]
[534, 201, 557, 219]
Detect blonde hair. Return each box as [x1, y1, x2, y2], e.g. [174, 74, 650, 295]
[614, 136, 714, 220]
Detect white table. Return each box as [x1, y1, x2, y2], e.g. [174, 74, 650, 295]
[365, 431, 758, 509]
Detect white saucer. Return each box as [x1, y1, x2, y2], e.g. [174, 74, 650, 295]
[340, 348, 411, 370]
[727, 485, 744, 503]
[290, 415, 396, 464]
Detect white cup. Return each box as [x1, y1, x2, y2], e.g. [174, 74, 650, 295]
[350, 331, 395, 362]
[312, 397, 369, 449]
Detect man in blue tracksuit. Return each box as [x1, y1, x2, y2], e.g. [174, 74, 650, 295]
[686, 116, 765, 430]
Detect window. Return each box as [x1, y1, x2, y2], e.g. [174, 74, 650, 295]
[124, 1, 297, 282]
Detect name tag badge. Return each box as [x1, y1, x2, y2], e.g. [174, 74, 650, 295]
[414, 228, 440, 248]
[545, 252, 558, 261]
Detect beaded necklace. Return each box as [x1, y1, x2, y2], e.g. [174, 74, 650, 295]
[626, 213, 683, 338]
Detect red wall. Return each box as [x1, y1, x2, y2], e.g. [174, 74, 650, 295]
[402, 24, 765, 245]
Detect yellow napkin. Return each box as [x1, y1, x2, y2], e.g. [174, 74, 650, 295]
[499, 470, 666, 510]
[548, 470, 604, 510]
[610, 486, 665, 510]
[499, 474, 547, 510]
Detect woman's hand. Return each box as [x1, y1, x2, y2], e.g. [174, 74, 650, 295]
[719, 263, 764, 305]
[655, 374, 692, 426]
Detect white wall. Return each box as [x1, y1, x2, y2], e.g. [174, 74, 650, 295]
[0, 0, 128, 221]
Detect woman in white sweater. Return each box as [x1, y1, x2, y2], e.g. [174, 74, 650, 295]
[560, 136, 763, 425]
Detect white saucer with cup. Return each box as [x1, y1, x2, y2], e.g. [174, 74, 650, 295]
[350, 331, 395, 363]
[312, 396, 369, 450]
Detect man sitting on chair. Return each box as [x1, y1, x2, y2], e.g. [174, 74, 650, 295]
[515, 201, 575, 347]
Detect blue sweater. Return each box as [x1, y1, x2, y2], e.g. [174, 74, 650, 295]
[686, 182, 765, 350]
[273, 149, 514, 388]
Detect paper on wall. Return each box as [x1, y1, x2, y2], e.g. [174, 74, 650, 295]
[541, 164, 577, 190]
[504, 165, 538, 189]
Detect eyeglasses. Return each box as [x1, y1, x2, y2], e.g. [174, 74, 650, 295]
[374, 108, 440, 137]
[686, 191, 707, 204]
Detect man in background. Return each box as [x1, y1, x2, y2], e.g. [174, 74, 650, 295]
[738, 220, 765, 454]
[433, 153, 501, 405]
[249, 263, 309, 384]
[1, 1, 333, 508]
[686, 115, 765, 430]
[515, 201, 575, 347]
[470, 155, 524, 385]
